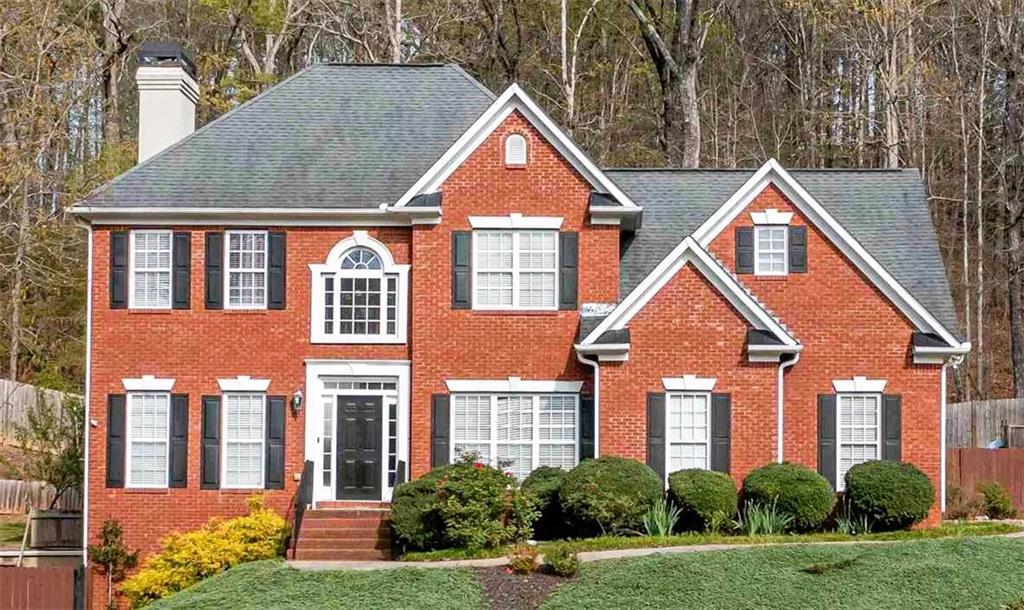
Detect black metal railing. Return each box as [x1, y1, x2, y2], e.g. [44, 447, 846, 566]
[395, 459, 407, 486]
[290, 460, 314, 559]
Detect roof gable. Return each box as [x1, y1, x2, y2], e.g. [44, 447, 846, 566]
[76, 64, 494, 211]
[579, 236, 798, 350]
[393, 84, 638, 209]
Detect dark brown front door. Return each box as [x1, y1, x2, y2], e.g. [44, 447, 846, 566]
[336, 395, 383, 500]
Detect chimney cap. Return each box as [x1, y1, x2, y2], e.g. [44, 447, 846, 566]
[137, 42, 196, 79]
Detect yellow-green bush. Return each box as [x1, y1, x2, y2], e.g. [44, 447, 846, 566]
[120, 495, 288, 607]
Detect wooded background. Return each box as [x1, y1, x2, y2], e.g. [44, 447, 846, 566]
[1, 0, 1023, 401]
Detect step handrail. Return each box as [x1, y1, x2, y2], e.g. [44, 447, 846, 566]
[290, 460, 314, 559]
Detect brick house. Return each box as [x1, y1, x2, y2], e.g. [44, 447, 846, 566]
[72, 44, 969, 572]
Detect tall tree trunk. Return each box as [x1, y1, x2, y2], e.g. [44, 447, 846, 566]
[8, 185, 29, 381]
[1006, 64, 1024, 398]
[100, 0, 128, 145]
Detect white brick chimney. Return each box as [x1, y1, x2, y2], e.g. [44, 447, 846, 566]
[135, 42, 198, 163]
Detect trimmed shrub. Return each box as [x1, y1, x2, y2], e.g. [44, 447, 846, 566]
[390, 456, 537, 551]
[844, 460, 934, 531]
[542, 544, 579, 577]
[741, 462, 835, 531]
[120, 495, 288, 607]
[945, 484, 983, 521]
[979, 481, 1017, 519]
[507, 543, 539, 574]
[522, 466, 567, 540]
[560, 456, 663, 534]
[667, 469, 738, 531]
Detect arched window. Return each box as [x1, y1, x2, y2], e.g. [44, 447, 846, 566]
[505, 133, 527, 166]
[310, 233, 409, 344]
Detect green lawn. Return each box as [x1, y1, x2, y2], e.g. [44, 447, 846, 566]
[0, 517, 26, 546]
[401, 520, 1019, 561]
[543, 537, 1024, 610]
[147, 560, 484, 610]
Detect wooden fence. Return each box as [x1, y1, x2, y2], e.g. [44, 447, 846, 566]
[947, 448, 1024, 511]
[0, 480, 81, 515]
[946, 398, 1024, 448]
[0, 379, 72, 444]
[0, 565, 84, 610]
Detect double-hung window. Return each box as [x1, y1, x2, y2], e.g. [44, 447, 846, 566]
[126, 392, 170, 488]
[223, 393, 266, 488]
[473, 231, 557, 310]
[451, 394, 578, 479]
[666, 392, 710, 472]
[130, 231, 173, 309]
[226, 230, 267, 309]
[837, 394, 881, 491]
[754, 226, 787, 276]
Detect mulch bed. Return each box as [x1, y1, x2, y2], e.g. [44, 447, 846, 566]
[474, 566, 575, 609]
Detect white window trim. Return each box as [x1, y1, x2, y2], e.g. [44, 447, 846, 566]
[664, 391, 712, 479]
[128, 229, 173, 310]
[218, 376, 271, 393]
[122, 375, 175, 392]
[662, 375, 717, 392]
[471, 229, 559, 311]
[750, 209, 794, 225]
[309, 231, 410, 344]
[753, 225, 788, 277]
[835, 393, 882, 492]
[449, 393, 581, 476]
[125, 392, 171, 489]
[224, 229, 269, 310]
[504, 134, 528, 166]
[468, 214, 563, 230]
[221, 392, 266, 490]
[445, 378, 584, 394]
[832, 376, 887, 393]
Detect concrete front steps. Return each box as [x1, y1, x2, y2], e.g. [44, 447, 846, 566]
[293, 503, 392, 561]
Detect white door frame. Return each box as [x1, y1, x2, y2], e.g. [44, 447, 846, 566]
[304, 359, 411, 504]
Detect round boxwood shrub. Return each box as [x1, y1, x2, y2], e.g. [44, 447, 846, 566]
[845, 460, 935, 531]
[560, 456, 663, 534]
[741, 462, 836, 531]
[522, 466, 567, 540]
[667, 469, 738, 531]
[390, 464, 457, 550]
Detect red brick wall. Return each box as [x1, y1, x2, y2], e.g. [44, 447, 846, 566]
[599, 264, 778, 483]
[408, 111, 620, 476]
[704, 184, 943, 524]
[87, 226, 412, 561]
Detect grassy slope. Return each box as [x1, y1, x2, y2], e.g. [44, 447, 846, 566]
[0, 517, 26, 546]
[401, 520, 1019, 561]
[147, 560, 485, 610]
[543, 537, 1024, 610]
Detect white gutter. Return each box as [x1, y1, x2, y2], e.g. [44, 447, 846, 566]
[79, 220, 92, 567]
[575, 352, 600, 458]
[776, 352, 800, 463]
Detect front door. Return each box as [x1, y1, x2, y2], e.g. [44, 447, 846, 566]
[336, 395, 383, 500]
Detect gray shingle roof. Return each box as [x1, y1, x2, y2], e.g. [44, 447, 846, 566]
[82, 63, 494, 209]
[607, 169, 960, 338]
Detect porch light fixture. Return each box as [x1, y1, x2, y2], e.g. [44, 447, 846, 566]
[291, 390, 303, 415]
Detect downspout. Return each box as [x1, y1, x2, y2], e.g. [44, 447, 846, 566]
[940, 354, 965, 514]
[776, 352, 800, 463]
[77, 219, 92, 567]
[576, 352, 600, 458]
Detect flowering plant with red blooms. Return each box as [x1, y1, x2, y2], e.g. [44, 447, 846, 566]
[474, 462, 484, 470]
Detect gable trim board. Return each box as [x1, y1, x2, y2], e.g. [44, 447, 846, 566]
[691, 159, 968, 352]
[577, 236, 800, 363]
[391, 84, 640, 216]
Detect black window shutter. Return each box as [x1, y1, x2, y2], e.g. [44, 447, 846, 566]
[580, 396, 595, 460]
[172, 232, 191, 310]
[647, 393, 666, 481]
[205, 232, 224, 309]
[818, 394, 837, 489]
[268, 232, 286, 310]
[431, 394, 450, 467]
[265, 396, 286, 489]
[558, 232, 579, 310]
[735, 227, 754, 274]
[169, 394, 189, 488]
[452, 232, 471, 309]
[109, 232, 128, 309]
[789, 226, 808, 273]
[106, 394, 126, 488]
[200, 396, 221, 489]
[882, 394, 902, 461]
[710, 393, 731, 474]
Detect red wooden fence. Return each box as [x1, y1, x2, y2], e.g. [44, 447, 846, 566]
[0, 566, 80, 610]
[947, 448, 1024, 511]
